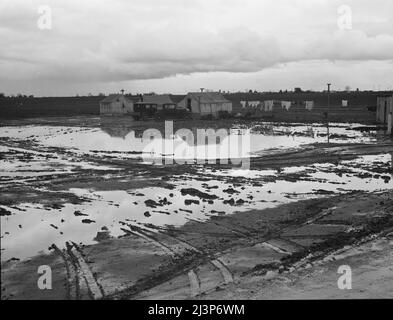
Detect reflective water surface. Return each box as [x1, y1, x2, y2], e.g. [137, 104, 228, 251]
[1, 122, 391, 260]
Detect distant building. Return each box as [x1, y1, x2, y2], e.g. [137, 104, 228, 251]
[376, 94, 393, 134]
[99, 94, 134, 115]
[133, 94, 179, 118]
[134, 94, 177, 112]
[178, 92, 232, 118]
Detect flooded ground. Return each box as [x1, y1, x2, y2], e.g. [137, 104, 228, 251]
[0, 121, 379, 159]
[1, 117, 392, 300]
[1, 118, 391, 260]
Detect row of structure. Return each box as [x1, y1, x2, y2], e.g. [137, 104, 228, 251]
[99, 91, 393, 134]
[240, 100, 316, 111]
[238, 98, 355, 112]
[99, 92, 232, 119]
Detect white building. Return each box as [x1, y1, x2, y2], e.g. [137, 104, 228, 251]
[177, 92, 232, 118]
[99, 94, 134, 115]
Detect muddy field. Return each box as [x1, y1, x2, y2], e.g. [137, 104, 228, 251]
[1, 116, 392, 300]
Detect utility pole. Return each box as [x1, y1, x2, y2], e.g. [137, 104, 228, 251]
[327, 83, 331, 144]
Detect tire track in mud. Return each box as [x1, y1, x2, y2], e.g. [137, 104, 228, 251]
[184, 216, 306, 256]
[119, 210, 322, 298]
[121, 222, 234, 298]
[116, 194, 381, 299]
[187, 270, 200, 298]
[185, 217, 252, 239]
[303, 207, 338, 225]
[121, 224, 204, 297]
[210, 259, 234, 283]
[249, 143, 393, 169]
[51, 242, 104, 300]
[70, 242, 105, 300]
[120, 226, 174, 256]
[51, 244, 73, 300]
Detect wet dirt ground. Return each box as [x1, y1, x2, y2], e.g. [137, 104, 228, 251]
[1, 116, 392, 299]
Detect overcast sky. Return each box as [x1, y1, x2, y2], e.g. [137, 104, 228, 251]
[1, 0, 392, 96]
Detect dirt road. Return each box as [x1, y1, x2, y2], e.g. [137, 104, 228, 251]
[2, 190, 392, 300]
[199, 235, 393, 299]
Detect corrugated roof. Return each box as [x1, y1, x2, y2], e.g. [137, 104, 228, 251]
[187, 92, 231, 104]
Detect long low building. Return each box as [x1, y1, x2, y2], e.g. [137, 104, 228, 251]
[177, 92, 232, 118]
[133, 94, 177, 115]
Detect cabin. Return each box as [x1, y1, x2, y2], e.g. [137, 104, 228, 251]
[177, 92, 232, 119]
[99, 94, 134, 115]
[376, 94, 393, 134]
[134, 94, 177, 112]
[133, 94, 180, 119]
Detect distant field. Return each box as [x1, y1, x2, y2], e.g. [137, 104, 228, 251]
[0, 91, 386, 123]
[0, 96, 102, 118]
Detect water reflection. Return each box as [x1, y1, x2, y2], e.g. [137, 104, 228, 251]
[1, 153, 391, 261]
[0, 121, 390, 260]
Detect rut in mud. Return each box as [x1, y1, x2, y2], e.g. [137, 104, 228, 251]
[1, 117, 392, 299]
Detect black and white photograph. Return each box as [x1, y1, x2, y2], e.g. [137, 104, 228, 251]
[0, 0, 392, 307]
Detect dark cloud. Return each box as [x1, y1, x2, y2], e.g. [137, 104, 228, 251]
[0, 0, 392, 95]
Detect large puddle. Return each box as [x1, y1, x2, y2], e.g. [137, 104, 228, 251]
[1, 121, 391, 260]
[0, 122, 379, 161]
